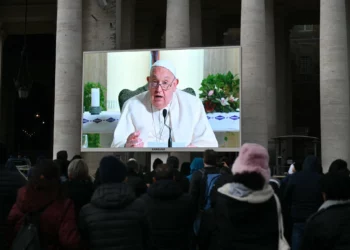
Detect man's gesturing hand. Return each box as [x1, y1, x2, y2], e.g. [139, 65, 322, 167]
[125, 131, 144, 148]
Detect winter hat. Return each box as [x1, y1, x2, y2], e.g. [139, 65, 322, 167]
[232, 143, 271, 184]
[99, 156, 127, 183]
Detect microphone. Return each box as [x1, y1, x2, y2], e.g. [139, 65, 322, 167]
[162, 109, 172, 148]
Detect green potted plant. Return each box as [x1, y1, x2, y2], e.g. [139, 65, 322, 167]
[199, 71, 240, 113]
[83, 82, 107, 148]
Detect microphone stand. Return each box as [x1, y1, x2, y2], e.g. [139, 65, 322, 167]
[162, 109, 172, 148]
[165, 125, 172, 148]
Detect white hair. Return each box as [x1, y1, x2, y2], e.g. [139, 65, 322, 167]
[67, 159, 89, 180]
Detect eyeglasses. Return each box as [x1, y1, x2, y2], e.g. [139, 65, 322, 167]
[149, 77, 176, 90]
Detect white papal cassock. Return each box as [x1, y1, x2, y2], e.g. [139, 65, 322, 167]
[111, 89, 218, 147]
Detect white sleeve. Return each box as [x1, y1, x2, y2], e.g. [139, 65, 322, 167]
[191, 100, 218, 147]
[111, 102, 135, 147]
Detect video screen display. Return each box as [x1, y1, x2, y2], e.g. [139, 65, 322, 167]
[81, 46, 241, 151]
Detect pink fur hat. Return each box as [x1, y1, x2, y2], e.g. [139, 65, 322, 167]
[232, 143, 271, 183]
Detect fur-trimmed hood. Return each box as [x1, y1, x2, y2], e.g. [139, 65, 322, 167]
[218, 182, 274, 204]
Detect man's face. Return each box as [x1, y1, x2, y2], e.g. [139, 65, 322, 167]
[147, 66, 179, 110]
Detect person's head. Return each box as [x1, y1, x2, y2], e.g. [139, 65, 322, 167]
[56, 150, 68, 161]
[203, 149, 217, 166]
[67, 159, 89, 180]
[329, 159, 349, 175]
[154, 164, 174, 182]
[152, 158, 163, 170]
[99, 156, 127, 184]
[321, 172, 350, 201]
[29, 159, 61, 191]
[166, 156, 179, 170]
[35, 155, 46, 166]
[189, 158, 204, 174]
[126, 160, 139, 174]
[231, 143, 270, 190]
[294, 161, 303, 172]
[302, 155, 320, 173]
[219, 156, 229, 168]
[180, 162, 191, 176]
[147, 60, 179, 110]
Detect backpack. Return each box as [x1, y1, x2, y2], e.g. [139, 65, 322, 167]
[199, 168, 221, 211]
[12, 203, 52, 250]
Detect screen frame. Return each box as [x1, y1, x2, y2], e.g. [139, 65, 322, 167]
[80, 45, 242, 152]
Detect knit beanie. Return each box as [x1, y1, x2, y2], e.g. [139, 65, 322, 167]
[231, 143, 271, 184]
[99, 156, 127, 183]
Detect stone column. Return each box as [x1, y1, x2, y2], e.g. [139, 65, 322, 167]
[0, 27, 5, 144]
[266, 0, 276, 139]
[115, 0, 122, 49]
[121, 0, 135, 49]
[320, 0, 350, 171]
[241, 0, 268, 148]
[265, 0, 277, 163]
[82, 0, 115, 51]
[53, 0, 83, 159]
[166, 0, 190, 48]
[190, 0, 202, 47]
[275, 6, 287, 137]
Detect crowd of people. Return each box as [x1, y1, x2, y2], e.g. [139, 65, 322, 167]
[1, 143, 350, 250]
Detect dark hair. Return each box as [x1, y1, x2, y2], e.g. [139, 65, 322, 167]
[153, 158, 163, 170]
[56, 150, 68, 161]
[321, 173, 350, 200]
[232, 172, 265, 190]
[54, 159, 69, 178]
[180, 162, 191, 176]
[126, 160, 139, 174]
[219, 156, 229, 165]
[155, 164, 174, 180]
[329, 159, 349, 175]
[28, 160, 63, 197]
[71, 155, 82, 161]
[203, 149, 217, 166]
[166, 156, 179, 169]
[294, 161, 302, 172]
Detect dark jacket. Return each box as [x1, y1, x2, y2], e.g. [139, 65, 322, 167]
[173, 169, 190, 193]
[300, 202, 350, 250]
[214, 183, 279, 250]
[127, 172, 148, 197]
[63, 179, 95, 218]
[190, 166, 219, 210]
[7, 186, 81, 250]
[140, 180, 195, 250]
[0, 167, 26, 248]
[283, 156, 323, 222]
[79, 183, 150, 250]
[210, 173, 234, 208]
[198, 173, 234, 250]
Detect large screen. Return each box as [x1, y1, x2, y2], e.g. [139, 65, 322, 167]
[81, 46, 241, 152]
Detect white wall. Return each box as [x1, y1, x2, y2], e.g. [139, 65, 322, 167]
[107, 51, 151, 112]
[106, 48, 238, 113]
[160, 49, 204, 96]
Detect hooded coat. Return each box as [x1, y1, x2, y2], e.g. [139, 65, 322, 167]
[283, 156, 323, 222]
[7, 186, 81, 250]
[214, 183, 279, 250]
[79, 183, 150, 250]
[300, 201, 350, 250]
[140, 180, 195, 250]
[0, 166, 27, 248]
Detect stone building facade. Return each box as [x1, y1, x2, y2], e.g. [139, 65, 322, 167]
[0, 0, 349, 172]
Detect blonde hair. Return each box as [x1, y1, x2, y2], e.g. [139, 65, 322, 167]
[67, 159, 89, 180]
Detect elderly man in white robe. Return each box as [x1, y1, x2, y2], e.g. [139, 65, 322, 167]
[111, 60, 218, 148]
